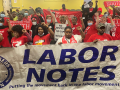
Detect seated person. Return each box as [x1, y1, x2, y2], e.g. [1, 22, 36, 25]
[33, 22, 54, 45]
[87, 23, 113, 42]
[56, 26, 85, 45]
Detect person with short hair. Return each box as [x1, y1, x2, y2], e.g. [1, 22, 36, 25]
[59, 16, 71, 27]
[71, 16, 85, 35]
[87, 23, 113, 42]
[56, 26, 85, 45]
[59, 4, 69, 11]
[11, 25, 32, 47]
[17, 13, 24, 21]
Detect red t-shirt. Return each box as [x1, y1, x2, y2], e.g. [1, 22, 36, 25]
[0, 28, 11, 47]
[71, 23, 82, 35]
[33, 34, 51, 45]
[23, 15, 32, 21]
[59, 9, 69, 12]
[3, 17, 10, 26]
[11, 35, 28, 47]
[108, 9, 118, 16]
[110, 26, 120, 40]
[89, 8, 93, 12]
[84, 24, 98, 42]
[87, 33, 113, 42]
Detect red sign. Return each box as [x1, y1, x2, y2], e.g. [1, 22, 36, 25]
[10, 21, 32, 30]
[43, 9, 82, 24]
[104, 1, 120, 7]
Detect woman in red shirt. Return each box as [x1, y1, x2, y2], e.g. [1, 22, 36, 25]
[11, 25, 32, 47]
[33, 22, 54, 45]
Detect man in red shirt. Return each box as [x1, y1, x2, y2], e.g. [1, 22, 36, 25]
[71, 16, 85, 35]
[87, 23, 113, 42]
[84, 18, 97, 42]
[59, 4, 69, 11]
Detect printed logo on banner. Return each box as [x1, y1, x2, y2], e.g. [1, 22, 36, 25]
[0, 56, 14, 88]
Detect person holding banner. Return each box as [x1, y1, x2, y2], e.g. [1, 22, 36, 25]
[33, 22, 54, 45]
[87, 23, 113, 42]
[56, 26, 85, 45]
[71, 16, 85, 35]
[11, 25, 32, 47]
[0, 18, 12, 47]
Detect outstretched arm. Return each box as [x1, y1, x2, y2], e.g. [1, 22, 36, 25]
[77, 26, 85, 39]
[48, 9, 55, 25]
[66, 16, 71, 27]
[7, 19, 12, 32]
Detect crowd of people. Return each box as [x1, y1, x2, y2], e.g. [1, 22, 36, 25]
[0, 0, 120, 47]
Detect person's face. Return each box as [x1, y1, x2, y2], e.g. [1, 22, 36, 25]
[60, 17, 66, 24]
[12, 13, 16, 18]
[89, 3, 93, 7]
[87, 20, 93, 24]
[72, 18, 77, 25]
[37, 9, 41, 12]
[18, 15, 23, 21]
[62, 5, 65, 9]
[97, 27, 105, 35]
[47, 17, 52, 20]
[97, 11, 101, 15]
[24, 11, 29, 16]
[13, 31, 20, 38]
[38, 27, 44, 35]
[100, 18, 106, 24]
[65, 28, 72, 39]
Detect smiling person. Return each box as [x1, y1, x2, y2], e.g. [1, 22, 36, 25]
[56, 26, 85, 45]
[33, 22, 54, 45]
[87, 23, 113, 42]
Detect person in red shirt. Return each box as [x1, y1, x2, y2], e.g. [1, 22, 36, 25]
[0, 18, 12, 47]
[87, 23, 113, 42]
[84, 18, 97, 42]
[33, 22, 54, 45]
[59, 4, 69, 11]
[71, 16, 85, 35]
[11, 25, 32, 47]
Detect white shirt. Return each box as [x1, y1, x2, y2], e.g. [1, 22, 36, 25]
[56, 35, 82, 45]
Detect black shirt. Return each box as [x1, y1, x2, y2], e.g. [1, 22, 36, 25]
[48, 22, 55, 32]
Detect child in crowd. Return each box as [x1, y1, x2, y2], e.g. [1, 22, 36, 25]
[33, 22, 54, 45]
[11, 25, 32, 47]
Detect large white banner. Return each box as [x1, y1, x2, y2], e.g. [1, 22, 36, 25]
[0, 40, 120, 90]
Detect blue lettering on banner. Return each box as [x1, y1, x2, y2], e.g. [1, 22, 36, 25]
[100, 46, 118, 61]
[59, 49, 76, 65]
[83, 67, 100, 81]
[78, 47, 99, 63]
[47, 69, 66, 82]
[27, 68, 45, 82]
[100, 66, 116, 80]
[0, 56, 14, 88]
[37, 50, 56, 65]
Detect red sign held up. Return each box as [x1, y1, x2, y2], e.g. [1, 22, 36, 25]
[10, 21, 32, 30]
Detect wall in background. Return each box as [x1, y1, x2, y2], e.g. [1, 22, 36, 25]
[0, 0, 119, 14]
[0, 0, 4, 12]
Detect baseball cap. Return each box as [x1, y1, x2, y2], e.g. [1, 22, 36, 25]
[97, 8, 102, 12]
[97, 23, 105, 29]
